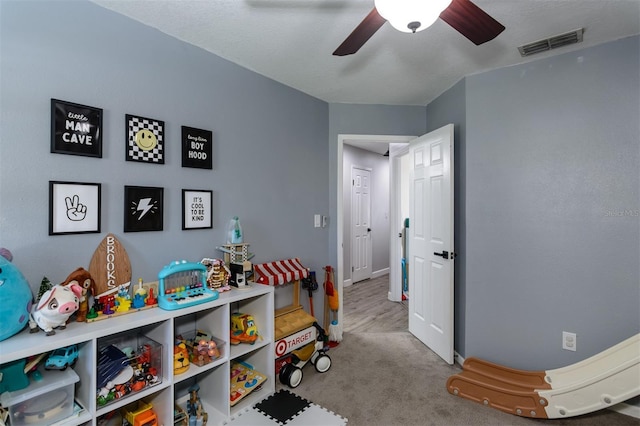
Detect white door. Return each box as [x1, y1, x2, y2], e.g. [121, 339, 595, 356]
[408, 124, 454, 364]
[351, 166, 372, 283]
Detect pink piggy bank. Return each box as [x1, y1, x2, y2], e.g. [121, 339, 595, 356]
[29, 283, 82, 335]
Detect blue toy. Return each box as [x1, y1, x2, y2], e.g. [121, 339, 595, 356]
[0, 359, 29, 393]
[0, 249, 33, 342]
[45, 344, 79, 370]
[132, 293, 146, 309]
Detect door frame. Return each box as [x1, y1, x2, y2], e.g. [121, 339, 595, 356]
[337, 134, 416, 328]
[388, 143, 411, 302]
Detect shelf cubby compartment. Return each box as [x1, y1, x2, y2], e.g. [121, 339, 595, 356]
[229, 344, 274, 415]
[95, 321, 170, 417]
[175, 363, 229, 426]
[173, 305, 229, 384]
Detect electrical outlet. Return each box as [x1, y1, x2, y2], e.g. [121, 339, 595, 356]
[562, 331, 577, 351]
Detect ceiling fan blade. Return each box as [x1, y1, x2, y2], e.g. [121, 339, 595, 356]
[333, 7, 387, 56]
[439, 0, 505, 45]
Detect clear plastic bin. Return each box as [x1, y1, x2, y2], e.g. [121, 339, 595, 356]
[179, 329, 224, 366]
[96, 333, 162, 408]
[0, 367, 79, 426]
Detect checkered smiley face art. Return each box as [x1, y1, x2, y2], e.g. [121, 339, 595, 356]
[126, 114, 164, 164]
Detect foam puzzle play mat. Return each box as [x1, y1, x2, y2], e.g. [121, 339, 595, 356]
[223, 389, 348, 426]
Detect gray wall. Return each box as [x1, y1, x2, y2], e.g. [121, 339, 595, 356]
[342, 144, 390, 281]
[433, 36, 639, 370]
[0, 1, 329, 319]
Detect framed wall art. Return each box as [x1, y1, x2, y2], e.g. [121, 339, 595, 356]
[181, 126, 213, 169]
[49, 181, 101, 235]
[182, 189, 213, 230]
[51, 99, 103, 157]
[125, 114, 165, 164]
[124, 185, 164, 232]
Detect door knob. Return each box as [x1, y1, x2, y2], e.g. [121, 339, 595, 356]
[434, 251, 457, 259]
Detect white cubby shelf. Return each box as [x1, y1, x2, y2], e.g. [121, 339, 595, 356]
[0, 283, 274, 426]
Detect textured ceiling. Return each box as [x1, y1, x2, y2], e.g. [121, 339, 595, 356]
[92, 0, 640, 106]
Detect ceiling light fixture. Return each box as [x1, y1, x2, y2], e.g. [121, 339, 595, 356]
[374, 0, 453, 33]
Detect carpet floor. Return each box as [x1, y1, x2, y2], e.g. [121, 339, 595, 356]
[284, 330, 638, 426]
[258, 277, 637, 425]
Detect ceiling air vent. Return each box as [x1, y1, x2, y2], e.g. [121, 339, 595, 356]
[518, 28, 584, 57]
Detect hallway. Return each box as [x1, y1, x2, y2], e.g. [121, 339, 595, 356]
[343, 274, 407, 334]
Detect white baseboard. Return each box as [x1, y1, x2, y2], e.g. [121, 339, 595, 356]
[372, 268, 389, 278]
[343, 269, 389, 288]
[610, 402, 640, 419]
[454, 351, 465, 367]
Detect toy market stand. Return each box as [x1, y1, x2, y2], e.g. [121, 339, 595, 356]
[253, 258, 316, 341]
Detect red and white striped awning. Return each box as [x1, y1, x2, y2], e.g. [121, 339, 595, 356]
[254, 258, 309, 285]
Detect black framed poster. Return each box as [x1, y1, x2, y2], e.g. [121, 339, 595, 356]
[125, 114, 165, 164]
[51, 99, 102, 157]
[181, 126, 213, 169]
[49, 181, 101, 235]
[124, 185, 164, 232]
[182, 189, 213, 230]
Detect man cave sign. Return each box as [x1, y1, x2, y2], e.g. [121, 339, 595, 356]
[51, 99, 102, 158]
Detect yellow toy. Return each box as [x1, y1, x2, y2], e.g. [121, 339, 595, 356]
[230, 313, 258, 345]
[121, 400, 158, 426]
[173, 343, 190, 375]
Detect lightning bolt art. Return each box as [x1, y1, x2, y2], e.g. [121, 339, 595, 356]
[131, 198, 158, 220]
[124, 186, 164, 232]
[135, 197, 154, 219]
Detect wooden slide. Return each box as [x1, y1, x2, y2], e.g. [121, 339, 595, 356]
[446, 333, 640, 419]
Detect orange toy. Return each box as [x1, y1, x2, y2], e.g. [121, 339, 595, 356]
[324, 266, 339, 311]
[324, 266, 342, 343]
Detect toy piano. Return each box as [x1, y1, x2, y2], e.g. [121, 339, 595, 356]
[158, 261, 218, 311]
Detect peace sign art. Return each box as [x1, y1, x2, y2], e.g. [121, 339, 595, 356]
[49, 181, 101, 235]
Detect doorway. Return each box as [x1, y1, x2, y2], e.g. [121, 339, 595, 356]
[336, 134, 415, 331]
[337, 128, 455, 365]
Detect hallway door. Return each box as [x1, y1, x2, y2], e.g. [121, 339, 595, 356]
[351, 166, 372, 283]
[408, 124, 454, 364]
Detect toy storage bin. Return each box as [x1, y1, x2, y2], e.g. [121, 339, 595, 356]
[0, 367, 79, 426]
[96, 333, 163, 408]
[179, 330, 224, 367]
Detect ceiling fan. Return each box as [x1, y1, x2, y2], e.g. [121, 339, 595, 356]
[333, 0, 505, 56]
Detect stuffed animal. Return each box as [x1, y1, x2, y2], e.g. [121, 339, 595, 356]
[61, 267, 94, 322]
[29, 283, 82, 335]
[0, 249, 33, 342]
[173, 343, 190, 375]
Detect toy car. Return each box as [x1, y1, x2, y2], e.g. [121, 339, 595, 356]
[230, 313, 258, 345]
[278, 322, 331, 388]
[45, 344, 79, 370]
[122, 400, 158, 426]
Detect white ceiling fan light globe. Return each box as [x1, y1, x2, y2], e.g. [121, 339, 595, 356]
[374, 0, 453, 33]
